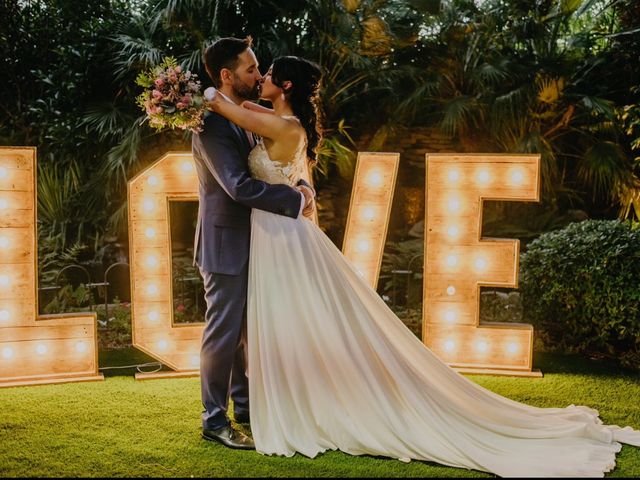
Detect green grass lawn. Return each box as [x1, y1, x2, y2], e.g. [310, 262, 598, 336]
[0, 350, 639, 478]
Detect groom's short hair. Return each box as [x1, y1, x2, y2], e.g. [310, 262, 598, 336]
[204, 36, 254, 88]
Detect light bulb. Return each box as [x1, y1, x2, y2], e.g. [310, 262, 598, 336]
[476, 341, 489, 353]
[0, 199, 8, 209]
[148, 311, 159, 322]
[2, 346, 13, 359]
[147, 175, 159, 186]
[446, 285, 456, 296]
[368, 171, 383, 187]
[0, 167, 7, 179]
[75, 341, 87, 353]
[362, 207, 375, 221]
[477, 169, 491, 185]
[357, 239, 371, 252]
[446, 255, 458, 268]
[447, 198, 461, 213]
[147, 284, 159, 296]
[0, 309, 9, 321]
[181, 161, 193, 173]
[474, 257, 488, 271]
[143, 198, 155, 212]
[0, 275, 10, 287]
[146, 255, 159, 268]
[145, 227, 156, 239]
[0, 236, 9, 248]
[190, 355, 200, 367]
[447, 169, 460, 183]
[444, 340, 456, 352]
[507, 342, 519, 354]
[444, 310, 456, 323]
[446, 225, 459, 239]
[36, 344, 47, 355]
[157, 339, 168, 350]
[511, 169, 524, 184]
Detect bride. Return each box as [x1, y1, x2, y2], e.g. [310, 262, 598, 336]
[205, 55, 640, 477]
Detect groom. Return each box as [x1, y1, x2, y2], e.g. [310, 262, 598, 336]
[192, 36, 315, 450]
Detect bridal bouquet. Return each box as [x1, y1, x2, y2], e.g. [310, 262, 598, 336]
[136, 57, 215, 133]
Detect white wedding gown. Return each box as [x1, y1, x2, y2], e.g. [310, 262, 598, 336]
[246, 132, 640, 477]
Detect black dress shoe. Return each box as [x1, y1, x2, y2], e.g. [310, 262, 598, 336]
[202, 425, 255, 450]
[234, 412, 250, 424]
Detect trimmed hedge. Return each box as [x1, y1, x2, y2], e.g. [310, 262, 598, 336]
[520, 220, 640, 369]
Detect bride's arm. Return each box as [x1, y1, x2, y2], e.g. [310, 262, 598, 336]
[241, 100, 274, 115]
[207, 94, 293, 141]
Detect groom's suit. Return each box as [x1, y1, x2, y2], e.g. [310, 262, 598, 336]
[192, 110, 303, 431]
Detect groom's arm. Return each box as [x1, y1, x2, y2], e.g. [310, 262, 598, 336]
[196, 114, 303, 219]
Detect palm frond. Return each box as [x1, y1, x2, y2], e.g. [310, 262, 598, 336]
[440, 95, 478, 136]
[578, 140, 629, 201]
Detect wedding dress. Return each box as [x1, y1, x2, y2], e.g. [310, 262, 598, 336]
[246, 123, 640, 477]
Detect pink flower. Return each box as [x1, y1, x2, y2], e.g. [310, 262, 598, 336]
[154, 78, 164, 87]
[177, 304, 185, 312]
[181, 95, 192, 104]
[175, 66, 182, 73]
[155, 106, 163, 114]
[152, 89, 162, 99]
[176, 102, 186, 110]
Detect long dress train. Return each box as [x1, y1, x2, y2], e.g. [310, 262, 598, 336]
[245, 135, 640, 477]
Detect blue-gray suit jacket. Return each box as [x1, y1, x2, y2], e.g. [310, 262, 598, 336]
[192, 111, 303, 275]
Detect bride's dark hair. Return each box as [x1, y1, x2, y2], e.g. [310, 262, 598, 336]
[271, 56, 323, 165]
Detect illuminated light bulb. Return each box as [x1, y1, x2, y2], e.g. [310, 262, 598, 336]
[444, 340, 456, 352]
[507, 342, 519, 354]
[511, 169, 524, 184]
[157, 339, 168, 351]
[368, 171, 383, 187]
[0, 309, 9, 321]
[0, 275, 10, 287]
[357, 239, 371, 252]
[190, 355, 200, 367]
[446, 285, 456, 296]
[446, 225, 459, 239]
[2, 346, 13, 359]
[181, 161, 193, 173]
[0, 167, 7, 179]
[147, 284, 159, 296]
[476, 169, 491, 185]
[147, 175, 159, 186]
[143, 198, 155, 212]
[476, 341, 489, 353]
[144, 227, 156, 239]
[0, 199, 8, 209]
[444, 310, 456, 323]
[36, 344, 47, 355]
[75, 341, 87, 353]
[447, 197, 461, 213]
[146, 255, 159, 268]
[362, 207, 375, 221]
[148, 311, 159, 322]
[0, 236, 9, 248]
[447, 169, 460, 183]
[474, 257, 488, 272]
[446, 255, 458, 268]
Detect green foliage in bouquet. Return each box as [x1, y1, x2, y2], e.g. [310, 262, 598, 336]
[135, 57, 205, 132]
[520, 220, 640, 369]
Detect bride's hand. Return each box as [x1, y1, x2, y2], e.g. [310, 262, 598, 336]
[204, 87, 219, 111]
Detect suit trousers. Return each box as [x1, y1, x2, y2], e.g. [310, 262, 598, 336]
[199, 264, 250, 430]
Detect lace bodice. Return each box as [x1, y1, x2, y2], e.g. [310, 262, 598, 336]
[248, 133, 307, 187]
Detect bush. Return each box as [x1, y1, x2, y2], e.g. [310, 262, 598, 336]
[520, 220, 640, 369]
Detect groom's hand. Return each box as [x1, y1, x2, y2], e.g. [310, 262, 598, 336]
[297, 185, 315, 218]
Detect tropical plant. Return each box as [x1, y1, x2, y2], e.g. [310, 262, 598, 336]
[388, 0, 640, 215]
